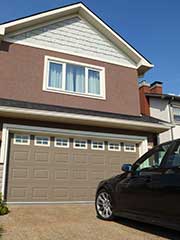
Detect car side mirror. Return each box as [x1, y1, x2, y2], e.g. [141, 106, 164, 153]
[122, 164, 132, 173]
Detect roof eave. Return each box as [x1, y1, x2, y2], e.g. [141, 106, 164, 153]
[0, 106, 171, 134]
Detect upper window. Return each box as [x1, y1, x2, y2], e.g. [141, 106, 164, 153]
[173, 107, 180, 122]
[91, 141, 105, 150]
[35, 136, 50, 147]
[44, 56, 105, 99]
[14, 134, 30, 145]
[124, 143, 136, 152]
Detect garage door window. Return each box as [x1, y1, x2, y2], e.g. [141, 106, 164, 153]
[124, 143, 136, 152]
[55, 138, 69, 148]
[35, 136, 50, 147]
[73, 139, 87, 149]
[91, 141, 105, 150]
[108, 142, 121, 151]
[14, 134, 30, 145]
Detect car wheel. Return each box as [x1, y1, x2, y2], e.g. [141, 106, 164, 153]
[95, 189, 113, 220]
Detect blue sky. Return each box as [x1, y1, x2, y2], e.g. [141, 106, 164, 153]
[1, 0, 179, 94]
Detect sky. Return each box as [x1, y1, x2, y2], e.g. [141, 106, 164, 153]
[0, 0, 180, 95]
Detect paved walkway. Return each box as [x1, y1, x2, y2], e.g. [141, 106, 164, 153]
[0, 204, 179, 240]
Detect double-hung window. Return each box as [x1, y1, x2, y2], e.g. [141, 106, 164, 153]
[44, 56, 105, 98]
[173, 107, 180, 122]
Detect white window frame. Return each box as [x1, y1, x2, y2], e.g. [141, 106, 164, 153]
[108, 142, 121, 152]
[73, 139, 88, 149]
[91, 141, 105, 151]
[54, 137, 69, 148]
[124, 143, 136, 152]
[13, 134, 30, 145]
[173, 106, 180, 122]
[43, 56, 106, 100]
[34, 136, 50, 147]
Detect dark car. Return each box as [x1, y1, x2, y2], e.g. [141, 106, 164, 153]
[95, 139, 180, 231]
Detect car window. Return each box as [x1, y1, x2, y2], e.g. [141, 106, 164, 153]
[165, 142, 180, 168]
[135, 143, 171, 172]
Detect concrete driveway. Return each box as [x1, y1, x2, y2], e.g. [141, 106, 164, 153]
[0, 204, 179, 240]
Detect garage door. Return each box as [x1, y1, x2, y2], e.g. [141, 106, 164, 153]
[6, 132, 139, 202]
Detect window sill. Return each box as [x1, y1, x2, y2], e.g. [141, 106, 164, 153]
[43, 88, 106, 100]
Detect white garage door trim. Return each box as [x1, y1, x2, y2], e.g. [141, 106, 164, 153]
[1, 123, 148, 201]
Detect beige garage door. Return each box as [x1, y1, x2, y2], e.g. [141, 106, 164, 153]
[6, 132, 139, 202]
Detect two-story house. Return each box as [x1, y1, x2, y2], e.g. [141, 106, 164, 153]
[139, 80, 180, 143]
[0, 3, 170, 203]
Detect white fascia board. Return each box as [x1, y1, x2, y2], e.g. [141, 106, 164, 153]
[0, 106, 171, 132]
[0, 26, 5, 36]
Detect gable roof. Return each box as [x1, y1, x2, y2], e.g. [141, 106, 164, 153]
[0, 2, 153, 75]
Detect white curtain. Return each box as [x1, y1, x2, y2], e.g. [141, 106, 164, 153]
[88, 70, 100, 95]
[48, 62, 62, 89]
[66, 64, 85, 93]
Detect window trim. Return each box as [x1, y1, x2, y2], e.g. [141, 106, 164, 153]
[34, 136, 50, 147]
[108, 142, 121, 152]
[13, 134, 30, 145]
[73, 139, 88, 149]
[91, 141, 105, 151]
[173, 106, 180, 123]
[43, 56, 106, 100]
[124, 143, 136, 152]
[54, 137, 70, 148]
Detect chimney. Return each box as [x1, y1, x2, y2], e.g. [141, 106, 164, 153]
[150, 81, 163, 94]
[139, 80, 150, 115]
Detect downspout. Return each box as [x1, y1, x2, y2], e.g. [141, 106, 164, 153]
[168, 97, 175, 140]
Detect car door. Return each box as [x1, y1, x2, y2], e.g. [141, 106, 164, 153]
[155, 140, 180, 226]
[115, 142, 172, 218]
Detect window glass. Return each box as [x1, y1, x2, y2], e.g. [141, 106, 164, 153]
[14, 135, 30, 145]
[66, 64, 85, 93]
[55, 138, 69, 148]
[48, 62, 62, 89]
[136, 143, 170, 172]
[91, 141, 104, 150]
[124, 143, 136, 152]
[46, 59, 103, 97]
[108, 142, 121, 151]
[173, 107, 180, 122]
[35, 136, 50, 146]
[74, 140, 87, 149]
[88, 69, 100, 95]
[165, 143, 180, 168]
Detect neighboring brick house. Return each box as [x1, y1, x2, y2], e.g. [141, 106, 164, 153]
[0, 3, 169, 203]
[139, 80, 180, 143]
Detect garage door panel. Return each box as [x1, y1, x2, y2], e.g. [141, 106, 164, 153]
[72, 153, 88, 164]
[34, 151, 50, 163]
[33, 169, 50, 180]
[11, 168, 29, 179]
[54, 169, 69, 180]
[31, 187, 49, 200]
[53, 188, 70, 201]
[8, 187, 28, 200]
[13, 150, 30, 163]
[53, 152, 70, 164]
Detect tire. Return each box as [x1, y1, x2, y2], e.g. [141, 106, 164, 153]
[95, 189, 114, 220]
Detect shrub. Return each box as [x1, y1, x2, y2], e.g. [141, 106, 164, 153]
[0, 193, 9, 215]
